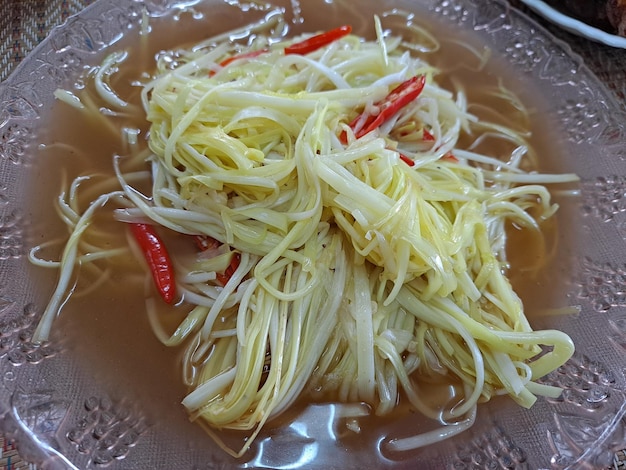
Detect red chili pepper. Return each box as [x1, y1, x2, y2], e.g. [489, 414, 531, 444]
[216, 252, 241, 286]
[422, 129, 435, 141]
[209, 49, 269, 76]
[193, 236, 241, 286]
[219, 49, 268, 67]
[130, 223, 176, 304]
[399, 153, 415, 166]
[284, 25, 352, 55]
[211, 25, 351, 76]
[194, 234, 221, 251]
[353, 75, 426, 139]
[441, 152, 459, 163]
[341, 75, 426, 144]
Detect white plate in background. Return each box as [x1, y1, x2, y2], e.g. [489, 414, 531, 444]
[519, 0, 626, 48]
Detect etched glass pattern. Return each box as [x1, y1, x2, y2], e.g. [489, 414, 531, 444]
[0, 0, 625, 468]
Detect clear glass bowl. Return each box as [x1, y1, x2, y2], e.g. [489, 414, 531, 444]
[1, 0, 626, 468]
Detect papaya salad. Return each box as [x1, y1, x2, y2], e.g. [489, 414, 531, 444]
[31, 15, 579, 457]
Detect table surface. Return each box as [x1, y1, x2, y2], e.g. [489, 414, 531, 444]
[0, 0, 625, 469]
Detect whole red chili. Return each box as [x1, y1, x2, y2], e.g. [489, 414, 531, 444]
[130, 223, 176, 304]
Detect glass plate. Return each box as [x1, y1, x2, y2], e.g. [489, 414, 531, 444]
[1, 0, 626, 468]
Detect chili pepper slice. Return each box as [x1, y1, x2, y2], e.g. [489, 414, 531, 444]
[398, 152, 458, 166]
[398, 151, 458, 167]
[211, 25, 351, 76]
[193, 236, 241, 287]
[216, 252, 241, 286]
[399, 153, 415, 167]
[422, 128, 435, 141]
[130, 223, 176, 304]
[193, 234, 221, 252]
[209, 49, 269, 76]
[219, 49, 269, 68]
[352, 75, 426, 139]
[284, 25, 352, 55]
[441, 152, 459, 163]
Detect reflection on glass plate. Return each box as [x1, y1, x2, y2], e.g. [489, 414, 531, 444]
[519, 0, 626, 48]
[0, 0, 626, 469]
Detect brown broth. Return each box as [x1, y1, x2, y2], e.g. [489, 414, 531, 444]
[26, 0, 579, 464]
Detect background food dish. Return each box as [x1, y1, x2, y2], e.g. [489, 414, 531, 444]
[1, 0, 626, 469]
[519, 0, 626, 48]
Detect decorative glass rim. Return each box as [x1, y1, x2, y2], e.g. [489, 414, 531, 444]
[0, 0, 625, 468]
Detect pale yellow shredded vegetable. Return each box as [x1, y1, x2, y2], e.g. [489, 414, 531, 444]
[32, 15, 579, 457]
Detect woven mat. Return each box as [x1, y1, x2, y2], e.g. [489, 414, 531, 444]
[0, 0, 96, 82]
[0, 0, 625, 469]
[0, 437, 36, 470]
